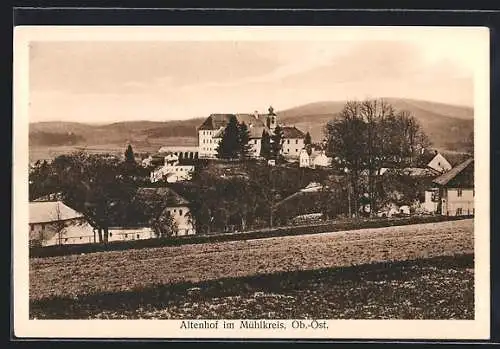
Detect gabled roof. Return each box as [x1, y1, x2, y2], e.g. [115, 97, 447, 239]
[432, 158, 474, 187]
[441, 152, 472, 167]
[29, 201, 83, 224]
[135, 187, 189, 207]
[281, 126, 305, 139]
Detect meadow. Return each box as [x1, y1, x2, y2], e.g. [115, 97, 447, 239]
[30, 219, 474, 319]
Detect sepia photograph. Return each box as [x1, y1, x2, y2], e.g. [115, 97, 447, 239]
[13, 26, 490, 339]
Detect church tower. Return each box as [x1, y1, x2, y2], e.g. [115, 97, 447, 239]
[266, 105, 277, 132]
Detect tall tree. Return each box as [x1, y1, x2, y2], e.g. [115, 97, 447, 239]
[124, 144, 136, 164]
[260, 130, 271, 160]
[304, 131, 312, 146]
[270, 125, 284, 161]
[238, 122, 252, 160]
[38, 152, 138, 243]
[324, 99, 430, 217]
[216, 115, 240, 160]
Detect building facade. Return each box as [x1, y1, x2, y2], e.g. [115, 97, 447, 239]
[196, 106, 306, 159]
[29, 201, 95, 246]
[431, 158, 474, 216]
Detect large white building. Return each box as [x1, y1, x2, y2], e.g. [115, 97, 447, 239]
[197, 106, 306, 159]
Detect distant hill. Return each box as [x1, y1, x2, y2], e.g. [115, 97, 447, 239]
[29, 98, 473, 162]
[277, 98, 473, 152]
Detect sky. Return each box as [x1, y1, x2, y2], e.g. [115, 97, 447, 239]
[28, 32, 478, 123]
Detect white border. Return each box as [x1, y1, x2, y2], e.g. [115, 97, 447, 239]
[13, 26, 490, 339]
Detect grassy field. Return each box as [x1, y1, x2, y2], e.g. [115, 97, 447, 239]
[31, 254, 474, 319]
[30, 219, 474, 320]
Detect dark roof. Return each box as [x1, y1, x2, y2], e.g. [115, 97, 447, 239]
[432, 158, 474, 187]
[281, 126, 305, 139]
[198, 113, 268, 131]
[135, 187, 189, 207]
[441, 152, 472, 167]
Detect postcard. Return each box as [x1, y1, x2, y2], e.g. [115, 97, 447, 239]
[13, 25, 490, 339]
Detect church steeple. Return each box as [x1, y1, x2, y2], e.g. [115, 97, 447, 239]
[267, 105, 277, 132]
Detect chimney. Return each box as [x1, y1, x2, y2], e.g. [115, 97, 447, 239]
[254, 110, 259, 119]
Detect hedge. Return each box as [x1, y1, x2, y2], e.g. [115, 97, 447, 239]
[29, 215, 474, 258]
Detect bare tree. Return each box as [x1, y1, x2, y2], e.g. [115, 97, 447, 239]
[53, 202, 67, 245]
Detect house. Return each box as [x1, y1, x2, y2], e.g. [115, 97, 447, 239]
[29, 201, 95, 246]
[197, 106, 306, 159]
[150, 152, 195, 183]
[417, 149, 470, 174]
[134, 187, 196, 236]
[428, 158, 474, 216]
[299, 149, 332, 169]
[281, 126, 306, 158]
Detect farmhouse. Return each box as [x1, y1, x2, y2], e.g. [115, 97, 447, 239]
[197, 106, 306, 159]
[134, 187, 196, 236]
[29, 201, 95, 246]
[427, 158, 474, 216]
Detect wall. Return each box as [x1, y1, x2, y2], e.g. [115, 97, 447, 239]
[199, 129, 220, 158]
[248, 138, 261, 157]
[299, 151, 310, 168]
[29, 218, 95, 247]
[422, 189, 439, 213]
[282, 138, 304, 158]
[150, 164, 194, 183]
[162, 205, 196, 236]
[428, 154, 452, 173]
[108, 227, 155, 242]
[442, 188, 474, 216]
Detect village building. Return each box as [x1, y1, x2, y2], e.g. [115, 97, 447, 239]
[134, 187, 196, 236]
[107, 227, 155, 242]
[29, 200, 95, 246]
[299, 149, 333, 169]
[197, 106, 306, 159]
[425, 158, 474, 216]
[150, 152, 195, 183]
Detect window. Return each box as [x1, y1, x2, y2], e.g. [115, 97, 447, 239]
[65, 238, 68, 242]
[137, 234, 140, 239]
[30, 224, 34, 232]
[174, 209, 177, 213]
[296, 139, 298, 144]
[109, 232, 113, 237]
[41, 224, 45, 230]
[457, 188, 463, 197]
[287, 140, 290, 144]
[80, 237, 82, 240]
[125, 234, 128, 238]
[456, 208, 463, 215]
[179, 209, 183, 216]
